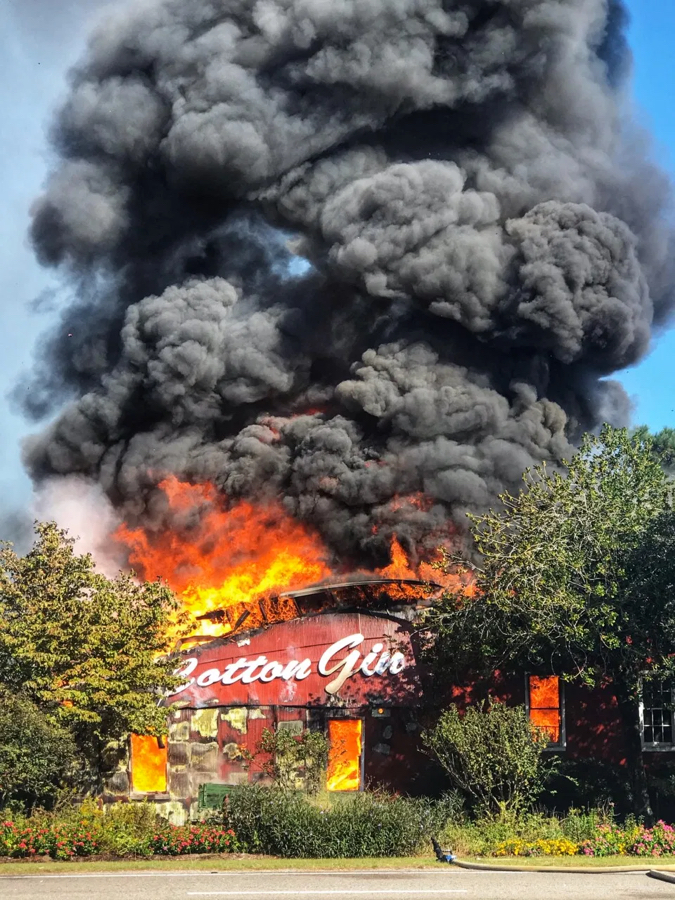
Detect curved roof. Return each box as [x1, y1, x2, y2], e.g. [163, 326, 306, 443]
[187, 577, 441, 645]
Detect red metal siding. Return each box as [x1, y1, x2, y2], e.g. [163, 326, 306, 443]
[156, 611, 673, 802]
[168, 612, 422, 709]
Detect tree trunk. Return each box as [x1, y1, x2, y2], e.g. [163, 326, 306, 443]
[614, 683, 653, 823]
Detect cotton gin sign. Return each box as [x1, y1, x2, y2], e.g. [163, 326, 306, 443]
[167, 611, 422, 708]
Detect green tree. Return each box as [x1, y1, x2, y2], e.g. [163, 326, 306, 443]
[422, 701, 553, 816]
[0, 689, 77, 809]
[431, 426, 671, 817]
[0, 522, 183, 787]
[633, 426, 675, 474]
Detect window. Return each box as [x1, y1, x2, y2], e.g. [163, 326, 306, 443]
[130, 734, 167, 793]
[640, 681, 674, 750]
[526, 675, 565, 749]
[326, 719, 363, 791]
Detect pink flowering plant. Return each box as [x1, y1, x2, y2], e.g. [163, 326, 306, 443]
[0, 814, 239, 860]
[629, 821, 675, 857]
[578, 821, 640, 857]
[149, 824, 239, 856]
[0, 819, 100, 859]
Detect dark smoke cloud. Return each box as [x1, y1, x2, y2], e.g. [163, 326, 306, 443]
[20, 0, 675, 565]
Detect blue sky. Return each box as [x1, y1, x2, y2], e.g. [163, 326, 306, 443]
[0, 1, 113, 516]
[615, 0, 675, 430]
[0, 0, 674, 517]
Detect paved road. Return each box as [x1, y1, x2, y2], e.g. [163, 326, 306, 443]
[1, 869, 675, 900]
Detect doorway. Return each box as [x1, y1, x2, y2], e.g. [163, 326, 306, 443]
[326, 718, 363, 791]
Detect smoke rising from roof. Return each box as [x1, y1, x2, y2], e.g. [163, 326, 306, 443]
[20, 0, 675, 564]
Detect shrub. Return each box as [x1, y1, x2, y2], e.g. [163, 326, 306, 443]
[0, 818, 100, 860]
[0, 691, 78, 810]
[149, 825, 239, 855]
[494, 838, 578, 857]
[223, 785, 460, 858]
[96, 801, 167, 857]
[578, 820, 641, 857]
[437, 806, 616, 857]
[440, 807, 675, 859]
[630, 821, 675, 857]
[246, 728, 329, 794]
[422, 701, 555, 815]
[0, 801, 240, 860]
[559, 807, 613, 844]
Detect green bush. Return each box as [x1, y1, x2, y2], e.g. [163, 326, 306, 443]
[95, 802, 167, 857]
[245, 728, 329, 794]
[437, 807, 615, 857]
[0, 691, 78, 810]
[560, 807, 613, 844]
[223, 785, 461, 858]
[422, 701, 555, 815]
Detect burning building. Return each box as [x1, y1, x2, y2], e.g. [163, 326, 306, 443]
[107, 577, 438, 816]
[16, 0, 675, 819]
[99, 477, 453, 817]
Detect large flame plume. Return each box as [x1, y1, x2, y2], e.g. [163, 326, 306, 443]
[114, 476, 456, 640]
[116, 476, 331, 638]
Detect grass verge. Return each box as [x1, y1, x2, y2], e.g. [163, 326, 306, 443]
[4, 854, 675, 876]
[0, 855, 441, 876]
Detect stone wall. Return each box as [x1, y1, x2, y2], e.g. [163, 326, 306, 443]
[103, 704, 428, 823]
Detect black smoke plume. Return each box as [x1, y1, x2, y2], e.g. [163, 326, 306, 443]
[21, 0, 675, 564]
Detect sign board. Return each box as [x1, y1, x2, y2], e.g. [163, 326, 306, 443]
[167, 611, 422, 708]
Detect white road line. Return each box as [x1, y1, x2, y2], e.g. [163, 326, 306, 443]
[187, 892, 468, 896]
[0, 872, 206, 880]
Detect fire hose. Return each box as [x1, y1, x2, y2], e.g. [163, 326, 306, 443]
[431, 838, 675, 876]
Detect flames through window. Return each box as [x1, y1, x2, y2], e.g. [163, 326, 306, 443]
[326, 719, 362, 791]
[130, 734, 167, 793]
[527, 675, 564, 747]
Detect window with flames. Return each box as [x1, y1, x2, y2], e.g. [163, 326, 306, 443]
[326, 719, 363, 791]
[527, 675, 565, 749]
[130, 734, 168, 794]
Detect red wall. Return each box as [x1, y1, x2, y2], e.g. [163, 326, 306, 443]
[157, 610, 675, 804]
[168, 611, 423, 708]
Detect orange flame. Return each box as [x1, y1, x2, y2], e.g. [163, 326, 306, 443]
[372, 532, 473, 599]
[130, 734, 167, 793]
[326, 719, 362, 791]
[528, 676, 561, 744]
[114, 478, 468, 640]
[115, 477, 332, 639]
